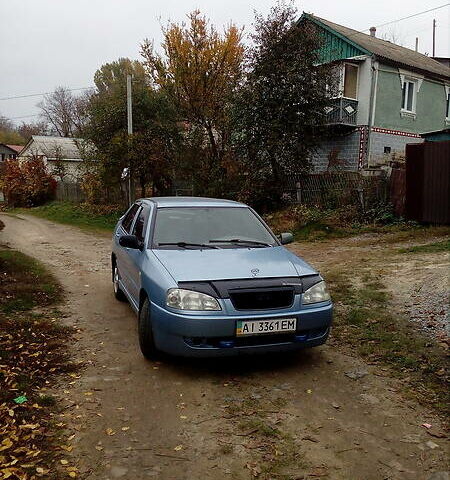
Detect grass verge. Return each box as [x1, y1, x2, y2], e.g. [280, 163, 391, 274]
[12, 201, 121, 233]
[0, 245, 79, 479]
[326, 268, 449, 416]
[398, 239, 450, 254]
[0, 249, 62, 313]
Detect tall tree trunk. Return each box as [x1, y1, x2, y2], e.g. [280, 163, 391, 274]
[140, 175, 146, 198]
[205, 123, 219, 166]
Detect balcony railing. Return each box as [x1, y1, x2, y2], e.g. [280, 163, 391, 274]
[325, 97, 358, 125]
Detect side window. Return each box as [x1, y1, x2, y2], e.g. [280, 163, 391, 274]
[401, 79, 416, 112]
[132, 207, 149, 243]
[343, 63, 358, 99]
[121, 204, 140, 233]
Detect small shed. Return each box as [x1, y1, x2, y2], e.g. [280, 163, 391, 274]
[420, 128, 450, 142]
[18, 135, 89, 181]
[0, 143, 22, 161]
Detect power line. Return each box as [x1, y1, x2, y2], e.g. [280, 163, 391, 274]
[8, 114, 41, 120]
[402, 21, 449, 39]
[3, 4, 450, 119]
[360, 3, 449, 32]
[0, 86, 93, 101]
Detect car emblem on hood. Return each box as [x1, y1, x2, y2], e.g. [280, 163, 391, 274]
[251, 268, 260, 277]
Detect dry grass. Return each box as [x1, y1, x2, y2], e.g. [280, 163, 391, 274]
[326, 267, 449, 416]
[0, 246, 79, 480]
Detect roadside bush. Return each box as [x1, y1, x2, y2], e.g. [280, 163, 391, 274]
[0, 159, 56, 207]
[364, 201, 398, 225]
[264, 201, 402, 239]
[79, 170, 104, 205]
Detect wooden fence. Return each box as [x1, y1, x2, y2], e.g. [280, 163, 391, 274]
[55, 182, 124, 205]
[54, 172, 391, 213]
[389, 165, 406, 217]
[55, 183, 85, 203]
[285, 171, 388, 209]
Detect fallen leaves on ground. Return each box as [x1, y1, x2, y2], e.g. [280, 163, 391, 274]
[0, 249, 79, 480]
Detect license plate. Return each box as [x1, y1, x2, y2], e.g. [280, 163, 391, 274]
[236, 318, 297, 336]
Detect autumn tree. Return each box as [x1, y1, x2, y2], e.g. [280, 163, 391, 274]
[42, 145, 68, 182]
[84, 58, 180, 199]
[38, 87, 90, 137]
[232, 2, 336, 209]
[0, 116, 46, 145]
[0, 115, 25, 144]
[141, 10, 245, 194]
[16, 119, 48, 140]
[0, 158, 56, 207]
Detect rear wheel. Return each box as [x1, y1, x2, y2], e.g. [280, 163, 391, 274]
[138, 297, 158, 360]
[113, 264, 127, 302]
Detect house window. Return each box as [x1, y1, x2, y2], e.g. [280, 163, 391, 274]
[401, 79, 416, 113]
[343, 64, 358, 99]
[384, 146, 391, 154]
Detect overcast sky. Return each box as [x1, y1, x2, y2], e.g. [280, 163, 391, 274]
[1, 0, 449, 123]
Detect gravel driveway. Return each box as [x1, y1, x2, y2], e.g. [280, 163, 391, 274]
[1, 213, 448, 480]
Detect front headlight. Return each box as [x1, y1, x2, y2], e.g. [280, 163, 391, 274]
[303, 281, 331, 305]
[166, 288, 221, 311]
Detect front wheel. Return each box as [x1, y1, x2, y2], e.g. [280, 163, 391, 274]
[113, 265, 127, 302]
[138, 297, 158, 360]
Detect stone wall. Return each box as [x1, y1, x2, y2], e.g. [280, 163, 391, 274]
[310, 128, 363, 172]
[310, 126, 424, 172]
[369, 127, 424, 166]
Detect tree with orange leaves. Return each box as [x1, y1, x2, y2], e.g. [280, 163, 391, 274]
[141, 10, 244, 194]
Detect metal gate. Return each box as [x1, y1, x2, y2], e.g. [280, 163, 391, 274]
[405, 141, 450, 224]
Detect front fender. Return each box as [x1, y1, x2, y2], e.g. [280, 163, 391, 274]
[140, 251, 178, 307]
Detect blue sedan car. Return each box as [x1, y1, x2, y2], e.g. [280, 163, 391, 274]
[112, 197, 332, 358]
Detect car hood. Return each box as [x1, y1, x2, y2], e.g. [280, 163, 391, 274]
[152, 246, 317, 282]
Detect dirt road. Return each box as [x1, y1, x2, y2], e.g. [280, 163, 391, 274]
[0, 213, 448, 480]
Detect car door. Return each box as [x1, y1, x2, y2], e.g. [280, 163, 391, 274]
[126, 204, 151, 304]
[115, 202, 140, 298]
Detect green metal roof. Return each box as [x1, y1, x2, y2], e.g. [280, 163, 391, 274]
[299, 13, 369, 63]
[299, 13, 450, 79]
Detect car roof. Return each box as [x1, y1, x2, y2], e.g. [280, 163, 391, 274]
[141, 196, 247, 208]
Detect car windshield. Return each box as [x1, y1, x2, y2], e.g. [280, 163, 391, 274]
[153, 207, 277, 249]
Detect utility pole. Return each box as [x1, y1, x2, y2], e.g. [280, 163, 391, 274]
[126, 74, 133, 206]
[415, 37, 418, 52]
[432, 19, 436, 57]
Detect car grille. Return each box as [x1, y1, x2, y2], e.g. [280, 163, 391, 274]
[229, 288, 294, 310]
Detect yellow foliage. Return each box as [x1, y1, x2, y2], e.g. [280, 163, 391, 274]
[141, 10, 244, 125]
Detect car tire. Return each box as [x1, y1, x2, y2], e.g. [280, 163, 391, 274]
[138, 297, 159, 360]
[113, 264, 127, 302]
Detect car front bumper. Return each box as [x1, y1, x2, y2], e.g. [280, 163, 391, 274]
[150, 301, 333, 357]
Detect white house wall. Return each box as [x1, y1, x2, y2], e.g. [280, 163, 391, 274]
[355, 57, 372, 126]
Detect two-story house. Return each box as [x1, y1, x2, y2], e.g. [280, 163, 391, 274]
[298, 13, 450, 171]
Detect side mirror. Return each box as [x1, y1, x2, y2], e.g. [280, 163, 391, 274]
[119, 234, 142, 250]
[279, 232, 294, 245]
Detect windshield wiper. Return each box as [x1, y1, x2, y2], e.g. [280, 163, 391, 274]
[158, 242, 218, 249]
[209, 239, 272, 247]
